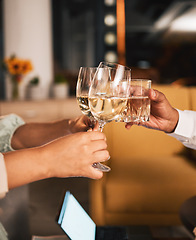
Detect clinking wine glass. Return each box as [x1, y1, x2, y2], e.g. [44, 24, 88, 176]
[122, 79, 151, 123]
[76, 67, 97, 120]
[76, 66, 109, 172]
[88, 61, 131, 172]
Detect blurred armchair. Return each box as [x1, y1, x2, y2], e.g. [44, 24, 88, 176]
[89, 85, 196, 226]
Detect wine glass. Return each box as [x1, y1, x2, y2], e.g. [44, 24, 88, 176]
[76, 66, 110, 172]
[122, 79, 152, 123]
[76, 67, 97, 120]
[88, 62, 131, 171]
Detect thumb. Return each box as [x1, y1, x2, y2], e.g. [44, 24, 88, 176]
[149, 89, 165, 103]
[92, 121, 99, 131]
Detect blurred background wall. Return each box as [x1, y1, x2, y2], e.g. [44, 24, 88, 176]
[2, 0, 53, 100]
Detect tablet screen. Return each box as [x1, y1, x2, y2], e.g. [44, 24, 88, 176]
[58, 191, 96, 240]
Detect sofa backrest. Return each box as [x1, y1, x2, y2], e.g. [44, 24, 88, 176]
[190, 87, 196, 110]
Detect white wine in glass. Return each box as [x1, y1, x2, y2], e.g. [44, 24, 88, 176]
[122, 79, 151, 123]
[76, 67, 97, 120]
[89, 62, 131, 171]
[89, 96, 128, 128]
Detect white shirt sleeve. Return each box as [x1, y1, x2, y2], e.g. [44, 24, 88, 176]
[168, 109, 196, 150]
[0, 153, 8, 199]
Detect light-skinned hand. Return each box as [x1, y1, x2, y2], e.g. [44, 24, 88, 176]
[5, 130, 109, 189]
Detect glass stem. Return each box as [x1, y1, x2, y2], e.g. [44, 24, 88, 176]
[98, 121, 106, 132]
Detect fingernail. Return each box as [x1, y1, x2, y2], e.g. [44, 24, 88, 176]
[152, 89, 157, 99]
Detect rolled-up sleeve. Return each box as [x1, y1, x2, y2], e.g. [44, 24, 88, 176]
[0, 114, 25, 152]
[168, 109, 196, 150]
[0, 153, 8, 198]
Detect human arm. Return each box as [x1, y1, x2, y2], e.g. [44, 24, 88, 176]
[0, 153, 8, 198]
[125, 89, 196, 150]
[3, 130, 109, 190]
[11, 115, 95, 150]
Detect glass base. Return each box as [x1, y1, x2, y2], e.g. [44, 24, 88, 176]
[123, 115, 150, 123]
[92, 162, 111, 172]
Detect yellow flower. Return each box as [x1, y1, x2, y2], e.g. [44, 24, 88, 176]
[22, 60, 33, 74]
[4, 56, 33, 76]
[5, 58, 22, 75]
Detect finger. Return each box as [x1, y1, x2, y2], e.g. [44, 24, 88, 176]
[88, 167, 103, 179]
[88, 131, 106, 141]
[149, 89, 166, 103]
[79, 165, 104, 179]
[92, 121, 99, 131]
[125, 122, 134, 129]
[86, 117, 94, 127]
[82, 117, 93, 131]
[87, 119, 97, 131]
[93, 150, 110, 163]
[149, 89, 157, 100]
[90, 139, 107, 152]
[125, 124, 131, 130]
[125, 121, 142, 129]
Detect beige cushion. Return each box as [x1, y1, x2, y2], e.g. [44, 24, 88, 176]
[105, 123, 184, 163]
[152, 84, 190, 110]
[105, 155, 196, 214]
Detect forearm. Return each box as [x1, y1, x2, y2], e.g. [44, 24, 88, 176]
[2, 130, 107, 191]
[11, 119, 71, 149]
[3, 147, 49, 189]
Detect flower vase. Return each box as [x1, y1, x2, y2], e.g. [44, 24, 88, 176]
[12, 81, 19, 100]
[11, 75, 22, 100]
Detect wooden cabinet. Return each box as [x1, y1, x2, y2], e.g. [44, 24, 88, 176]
[0, 98, 82, 122]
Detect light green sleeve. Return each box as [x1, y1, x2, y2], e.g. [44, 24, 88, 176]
[0, 114, 25, 152]
[0, 222, 8, 240]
